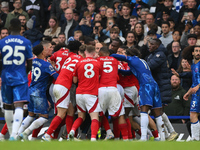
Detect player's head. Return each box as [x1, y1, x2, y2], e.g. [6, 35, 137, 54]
[126, 48, 141, 58]
[33, 44, 44, 57]
[40, 40, 53, 57]
[9, 18, 21, 33]
[192, 45, 200, 61]
[67, 40, 82, 54]
[99, 46, 110, 57]
[85, 45, 96, 58]
[79, 44, 86, 58]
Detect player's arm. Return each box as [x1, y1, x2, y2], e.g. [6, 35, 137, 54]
[118, 69, 132, 76]
[52, 73, 59, 80]
[111, 54, 128, 62]
[73, 76, 78, 84]
[26, 59, 32, 74]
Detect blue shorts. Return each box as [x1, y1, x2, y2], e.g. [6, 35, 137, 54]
[28, 95, 48, 115]
[190, 92, 200, 113]
[139, 83, 162, 109]
[1, 83, 29, 105]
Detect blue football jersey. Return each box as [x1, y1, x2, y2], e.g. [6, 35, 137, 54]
[29, 58, 57, 97]
[0, 35, 33, 86]
[191, 61, 200, 88]
[111, 54, 156, 86]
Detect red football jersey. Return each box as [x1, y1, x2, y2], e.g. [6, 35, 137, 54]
[74, 57, 102, 95]
[97, 56, 118, 88]
[50, 48, 70, 74]
[118, 62, 140, 91]
[55, 54, 82, 89]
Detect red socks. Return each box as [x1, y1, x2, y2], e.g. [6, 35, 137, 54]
[71, 117, 83, 132]
[91, 119, 99, 139]
[47, 116, 62, 135]
[132, 129, 136, 138]
[102, 115, 110, 131]
[1, 123, 8, 135]
[112, 118, 120, 138]
[126, 118, 133, 139]
[118, 123, 128, 140]
[152, 130, 159, 138]
[65, 115, 74, 134]
[32, 125, 43, 138]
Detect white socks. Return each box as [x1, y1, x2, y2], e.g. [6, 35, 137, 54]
[11, 108, 23, 138]
[162, 113, 175, 133]
[191, 121, 200, 141]
[24, 117, 48, 135]
[155, 116, 165, 141]
[18, 115, 35, 134]
[140, 112, 148, 141]
[4, 110, 13, 135]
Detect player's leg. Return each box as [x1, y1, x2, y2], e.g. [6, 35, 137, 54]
[66, 103, 75, 135]
[18, 112, 35, 135]
[98, 87, 114, 140]
[190, 112, 199, 140]
[1, 84, 14, 137]
[18, 97, 36, 136]
[140, 105, 150, 141]
[44, 85, 70, 140]
[69, 112, 85, 140]
[153, 108, 165, 141]
[148, 115, 159, 140]
[0, 123, 8, 141]
[161, 111, 178, 141]
[89, 112, 99, 141]
[22, 114, 48, 140]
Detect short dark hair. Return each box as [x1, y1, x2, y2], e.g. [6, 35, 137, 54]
[161, 21, 170, 27]
[40, 40, 51, 46]
[112, 38, 123, 47]
[9, 18, 21, 32]
[67, 40, 82, 52]
[33, 44, 44, 56]
[172, 29, 182, 37]
[58, 32, 66, 37]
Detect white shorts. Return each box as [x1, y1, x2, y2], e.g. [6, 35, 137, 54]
[98, 87, 125, 117]
[49, 83, 56, 103]
[117, 84, 124, 100]
[76, 94, 102, 113]
[124, 86, 139, 108]
[128, 96, 140, 116]
[53, 84, 70, 109]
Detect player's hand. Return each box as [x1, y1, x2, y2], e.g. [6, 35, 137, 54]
[183, 92, 190, 100]
[171, 68, 179, 76]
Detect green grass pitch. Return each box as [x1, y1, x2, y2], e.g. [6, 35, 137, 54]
[0, 141, 199, 150]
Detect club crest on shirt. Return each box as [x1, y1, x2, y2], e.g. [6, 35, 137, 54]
[49, 65, 54, 72]
[195, 67, 198, 72]
[156, 54, 160, 57]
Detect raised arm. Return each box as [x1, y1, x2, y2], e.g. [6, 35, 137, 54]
[111, 54, 128, 62]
